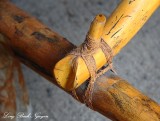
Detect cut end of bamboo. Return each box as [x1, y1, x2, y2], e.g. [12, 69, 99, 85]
[88, 14, 106, 41]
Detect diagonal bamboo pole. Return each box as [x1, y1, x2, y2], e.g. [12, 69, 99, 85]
[79, 75, 160, 121]
[54, 0, 160, 90]
[0, 1, 160, 121]
[0, 0, 75, 82]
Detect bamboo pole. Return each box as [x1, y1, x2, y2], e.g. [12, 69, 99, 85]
[0, 1, 160, 121]
[78, 75, 160, 121]
[54, 0, 160, 90]
[0, 1, 75, 82]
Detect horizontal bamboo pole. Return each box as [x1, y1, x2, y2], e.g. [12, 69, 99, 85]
[54, 0, 160, 90]
[0, 1, 160, 121]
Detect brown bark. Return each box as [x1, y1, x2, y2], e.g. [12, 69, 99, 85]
[0, 1, 160, 121]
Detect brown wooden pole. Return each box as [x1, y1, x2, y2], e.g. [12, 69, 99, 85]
[0, 0, 75, 82]
[77, 75, 160, 121]
[0, 1, 160, 121]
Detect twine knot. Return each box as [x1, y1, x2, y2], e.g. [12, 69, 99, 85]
[69, 35, 115, 109]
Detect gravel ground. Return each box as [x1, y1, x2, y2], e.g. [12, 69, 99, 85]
[11, 0, 160, 121]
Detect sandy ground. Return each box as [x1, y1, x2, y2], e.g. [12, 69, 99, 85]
[11, 0, 160, 121]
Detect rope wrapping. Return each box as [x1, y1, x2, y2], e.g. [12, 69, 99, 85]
[69, 36, 114, 109]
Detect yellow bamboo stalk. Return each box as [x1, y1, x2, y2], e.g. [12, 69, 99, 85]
[54, 0, 160, 90]
[88, 14, 106, 41]
[62, 14, 107, 90]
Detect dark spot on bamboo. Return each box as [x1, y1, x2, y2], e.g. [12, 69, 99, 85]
[115, 16, 117, 21]
[106, 14, 124, 35]
[31, 32, 58, 43]
[31, 32, 45, 40]
[110, 92, 125, 112]
[99, 14, 103, 17]
[129, 0, 135, 4]
[15, 27, 23, 37]
[123, 15, 132, 18]
[111, 28, 122, 38]
[13, 15, 25, 23]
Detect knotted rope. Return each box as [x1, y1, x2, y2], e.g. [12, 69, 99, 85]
[69, 35, 115, 109]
